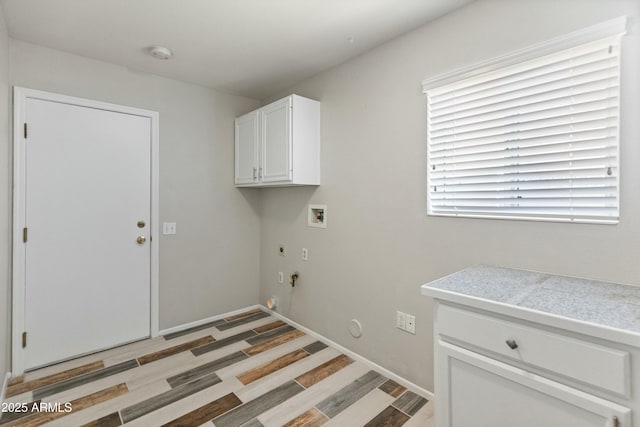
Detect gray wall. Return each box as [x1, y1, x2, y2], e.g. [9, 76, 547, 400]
[0, 5, 9, 386]
[9, 40, 262, 331]
[259, 0, 640, 391]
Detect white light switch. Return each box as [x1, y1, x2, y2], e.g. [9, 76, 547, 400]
[163, 222, 177, 235]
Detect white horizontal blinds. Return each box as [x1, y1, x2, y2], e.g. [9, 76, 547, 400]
[426, 36, 621, 223]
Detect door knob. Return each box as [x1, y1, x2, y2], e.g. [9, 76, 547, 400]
[136, 236, 146, 244]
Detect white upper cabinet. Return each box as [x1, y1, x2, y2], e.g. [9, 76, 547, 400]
[235, 94, 320, 187]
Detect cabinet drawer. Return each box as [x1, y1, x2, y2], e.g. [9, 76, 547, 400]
[437, 304, 631, 397]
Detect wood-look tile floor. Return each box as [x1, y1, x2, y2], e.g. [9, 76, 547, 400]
[1, 308, 433, 427]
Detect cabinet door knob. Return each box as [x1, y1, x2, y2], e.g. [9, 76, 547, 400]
[505, 339, 518, 350]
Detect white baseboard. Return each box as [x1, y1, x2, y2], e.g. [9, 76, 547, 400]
[157, 305, 263, 336]
[1, 371, 11, 404]
[263, 305, 434, 400]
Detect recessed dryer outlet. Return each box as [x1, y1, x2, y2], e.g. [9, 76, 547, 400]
[308, 204, 327, 228]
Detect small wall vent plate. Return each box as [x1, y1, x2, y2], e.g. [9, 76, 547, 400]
[308, 204, 327, 228]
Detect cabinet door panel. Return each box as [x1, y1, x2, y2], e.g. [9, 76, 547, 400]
[437, 341, 630, 427]
[235, 112, 258, 185]
[261, 97, 292, 183]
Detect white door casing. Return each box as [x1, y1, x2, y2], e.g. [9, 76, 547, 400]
[12, 87, 160, 374]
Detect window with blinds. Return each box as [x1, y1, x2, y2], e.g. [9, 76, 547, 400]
[424, 21, 626, 224]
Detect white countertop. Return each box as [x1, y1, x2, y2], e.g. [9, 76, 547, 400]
[421, 265, 640, 347]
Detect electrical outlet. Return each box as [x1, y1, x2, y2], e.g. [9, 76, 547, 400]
[396, 311, 407, 330]
[302, 248, 308, 261]
[406, 314, 416, 334]
[278, 272, 284, 284]
[278, 244, 286, 256]
[397, 311, 415, 334]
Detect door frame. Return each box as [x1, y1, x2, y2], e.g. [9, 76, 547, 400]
[12, 87, 160, 375]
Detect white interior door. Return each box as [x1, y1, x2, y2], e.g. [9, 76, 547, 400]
[21, 95, 153, 370]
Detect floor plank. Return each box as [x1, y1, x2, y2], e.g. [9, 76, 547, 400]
[118, 377, 244, 427]
[164, 321, 226, 341]
[224, 309, 265, 322]
[32, 360, 138, 400]
[215, 336, 316, 382]
[315, 370, 387, 419]
[216, 312, 271, 332]
[161, 392, 242, 427]
[192, 331, 257, 357]
[121, 374, 221, 423]
[0, 400, 41, 425]
[302, 341, 328, 354]
[211, 381, 304, 427]
[6, 361, 105, 398]
[236, 348, 339, 403]
[402, 400, 435, 427]
[379, 379, 406, 398]
[283, 408, 328, 427]
[252, 320, 286, 334]
[243, 330, 306, 357]
[138, 336, 215, 365]
[392, 391, 428, 416]
[322, 388, 393, 427]
[295, 354, 353, 388]
[257, 361, 370, 427]
[167, 351, 248, 388]
[237, 349, 310, 385]
[363, 406, 410, 427]
[8, 384, 128, 427]
[80, 412, 122, 427]
[245, 325, 295, 346]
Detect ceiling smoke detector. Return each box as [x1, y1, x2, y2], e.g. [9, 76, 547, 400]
[148, 46, 172, 60]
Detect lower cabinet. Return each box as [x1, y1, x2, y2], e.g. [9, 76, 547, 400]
[432, 301, 636, 427]
[436, 341, 630, 427]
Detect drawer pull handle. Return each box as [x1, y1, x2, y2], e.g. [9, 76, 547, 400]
[505, 339, 518, 350]
[613, 416, 619, 427]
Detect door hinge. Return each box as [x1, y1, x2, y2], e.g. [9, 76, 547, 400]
[23, 123, 27, 139]
[22, 332, 27, 348]
[23, 227, 28, 243]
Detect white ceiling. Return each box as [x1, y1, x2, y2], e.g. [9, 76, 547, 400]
[0, 0, 473, 100]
